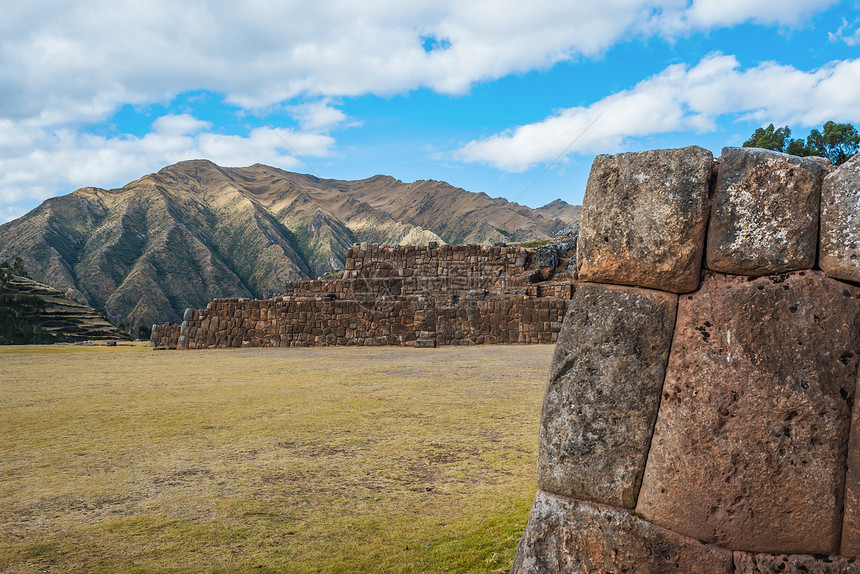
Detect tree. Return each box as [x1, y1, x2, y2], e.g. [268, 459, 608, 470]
[743, 124, 792, 152]
[743, 121, 859, 165]
[804, 122, 859, 166]
[0, 257, 29, 279]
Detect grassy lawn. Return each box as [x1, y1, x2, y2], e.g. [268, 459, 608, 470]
[0, 343, 551, 573]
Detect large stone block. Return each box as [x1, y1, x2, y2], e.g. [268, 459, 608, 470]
[820, 154, 860, 283]
[576, 146, 713, 293]
[511, 491, 733, 574]
[734, 551, 860, 573]
[840, 369, 860, 557]
[637, 271, 860, 554]
[538, 282, 677, 508]
[707, 147, 824, 275]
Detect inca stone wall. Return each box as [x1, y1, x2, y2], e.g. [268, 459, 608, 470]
[513, 146, 860, 573]
[343, 243, 535, 283]
[152, 241, 575, 349]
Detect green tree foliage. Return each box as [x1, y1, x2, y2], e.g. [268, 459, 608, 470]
[138, 324, 152, 340]
[743, 121, 859, 166]
[0, 294, 54, 344]
[1, 257, 30, 281]
[743, 124, 793, 152]
[805, 122, 860, 166]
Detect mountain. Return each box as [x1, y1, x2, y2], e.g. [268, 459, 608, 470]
[0, 160, 580, 329]
[534, 199, 582, 228]
[0, 274, 128, 343]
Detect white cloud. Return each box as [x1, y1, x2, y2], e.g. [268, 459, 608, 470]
[456, 54, 860, 171]
[658, 0, 839, 31]
[0, 113, 336, 215]
[286, 99, 357, 131]
[829, 18, 860, 45]
[0, 0, 847, 221]
[0, 0, 841, 127]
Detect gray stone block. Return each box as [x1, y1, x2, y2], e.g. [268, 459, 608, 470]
[707, 147, 824, 276]
[820, 153, 860, 283]
[576, 146, 712, 293]
[512, 491, 733, 574]
[538, 282, 677, 508]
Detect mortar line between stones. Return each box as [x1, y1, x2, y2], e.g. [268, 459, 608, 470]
[813, 164, 825, 271]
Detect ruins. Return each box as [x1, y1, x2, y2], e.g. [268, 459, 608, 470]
[151, 143, 860, 572]
[513, 146, 860, 572]
[151, 241, 577, 349]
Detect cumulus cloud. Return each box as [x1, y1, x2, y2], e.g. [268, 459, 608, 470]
[0, 0, 841, 127]
[456, 54, 860, 171]
[0, 0, 846, 222]
[0, 113, 336, 221]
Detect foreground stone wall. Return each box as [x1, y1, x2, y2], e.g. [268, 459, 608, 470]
[513, 147, 860, 573]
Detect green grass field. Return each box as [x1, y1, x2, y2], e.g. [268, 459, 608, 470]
[0, 343, 552, 573]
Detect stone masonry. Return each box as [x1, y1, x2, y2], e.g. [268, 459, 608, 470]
[151, 242, 575, 349]
[513, 147, 860, 573]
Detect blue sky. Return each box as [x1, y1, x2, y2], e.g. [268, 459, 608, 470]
[1, 0, 859, 224]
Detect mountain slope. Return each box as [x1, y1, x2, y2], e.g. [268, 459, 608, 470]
[0, 274, 128, 343]
[0, 160, 580, 329]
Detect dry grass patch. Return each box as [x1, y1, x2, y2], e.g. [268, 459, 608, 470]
[0, 343, 551, 573]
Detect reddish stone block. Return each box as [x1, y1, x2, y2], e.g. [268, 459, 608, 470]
[637, 272, 860, 554]
[734, 551, 860, 573]
[841, 370, 860, 557]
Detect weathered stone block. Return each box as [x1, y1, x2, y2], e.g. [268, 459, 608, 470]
[820, 154, 860, 283]
[734, 551, 860, 573]
[707, 147, 824, 275]
[841, 369, 860, 557]
[576, 146, 712, 293]
[511, 491, 733, 574]
[538, 282, 677, 508]
[637, 271, 860, 554]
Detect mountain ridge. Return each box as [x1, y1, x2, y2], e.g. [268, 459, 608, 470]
[0, 160, 580, 329]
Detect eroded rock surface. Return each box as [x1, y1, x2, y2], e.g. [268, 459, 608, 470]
[840, 368, 860, 557]
[576, 146, 712, 293]
[511, 491, 733, 574]
[734, 551, 860, 573]
[820, 153, 860, 283]
[637, 271, 860, 554]
[707, 147, 824, 276]
[538, 282, 677, 507]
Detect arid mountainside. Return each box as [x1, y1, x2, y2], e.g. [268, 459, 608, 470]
[0, 160, 579, 329]
[0, 274, 128, 343]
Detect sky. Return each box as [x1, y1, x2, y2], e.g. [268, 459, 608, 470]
[1, 0, 859, 224]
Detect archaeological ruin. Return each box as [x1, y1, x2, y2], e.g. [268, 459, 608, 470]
[513, 146, 860, 572]
[150, 241, 577, 349]
[151, 143, 860, 572]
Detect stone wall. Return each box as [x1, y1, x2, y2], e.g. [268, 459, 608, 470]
[151, 322, 181, 347]
[513, 146, 860, 573]
[343, 243, 535, 284]
[153, 232, 576, 349]
[169, 294, 565, 349]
